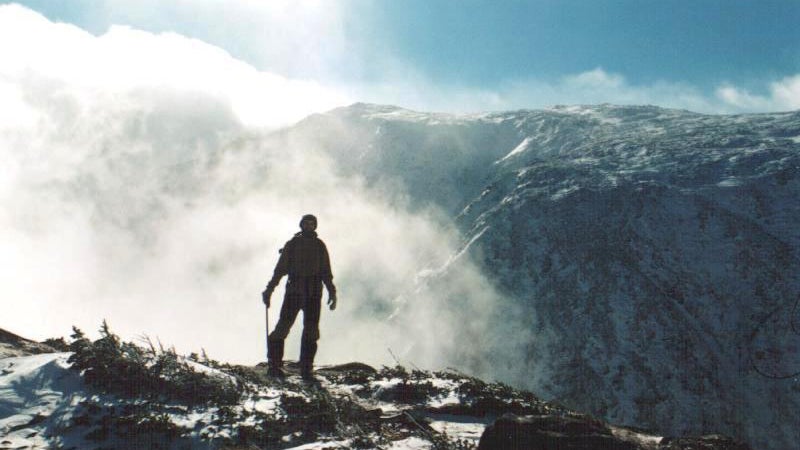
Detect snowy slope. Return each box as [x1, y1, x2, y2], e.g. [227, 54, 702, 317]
[0, 353, 82, 448]
[275, 103, 800, 450]
[0, 337, 501, 449]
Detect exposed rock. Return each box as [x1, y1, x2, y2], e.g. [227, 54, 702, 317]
[659, 434, 751, 450]
[478, 414, 753, 450]
[478, 413, 638, 450]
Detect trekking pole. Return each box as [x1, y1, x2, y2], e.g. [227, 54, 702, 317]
[265, 302, 270, 363]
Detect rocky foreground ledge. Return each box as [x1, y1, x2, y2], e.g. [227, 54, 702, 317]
[0, 328, 750, 449]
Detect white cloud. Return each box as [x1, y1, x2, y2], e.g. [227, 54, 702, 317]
[771, 75, 800, 109]
[717, 75, 800, 112]
[715, 84, 771, 110]
[72, 0, 356, 82]
[563, 67, 626, 89]
[0, 3, 350, 128]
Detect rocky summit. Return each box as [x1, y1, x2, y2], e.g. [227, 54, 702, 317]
[0, 327, 749, 449]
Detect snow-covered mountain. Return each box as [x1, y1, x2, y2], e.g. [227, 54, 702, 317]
[4, 101, 796, 449]
[271, 103, 800, 450]
[0, 327, 750, 449]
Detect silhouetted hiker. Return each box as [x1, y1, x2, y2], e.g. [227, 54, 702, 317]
[262, 214, 337, 380]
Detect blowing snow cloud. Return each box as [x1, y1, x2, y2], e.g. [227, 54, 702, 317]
[0, 5, 503, 369]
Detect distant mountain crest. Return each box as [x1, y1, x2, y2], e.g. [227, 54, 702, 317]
[0, 328, 57, 358]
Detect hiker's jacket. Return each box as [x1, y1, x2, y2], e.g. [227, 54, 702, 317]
[266, 231, 335, 295]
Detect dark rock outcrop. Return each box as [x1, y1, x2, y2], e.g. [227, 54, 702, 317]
[659, 434, 751, 450]
[478, 414, 752, 450]
[478, 413, 637, 450]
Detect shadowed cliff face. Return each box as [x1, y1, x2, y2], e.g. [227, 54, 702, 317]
[275, 103, 800, 450]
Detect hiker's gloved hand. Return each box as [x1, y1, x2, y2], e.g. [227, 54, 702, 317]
[327, 293, 337, 311]
[262, 287, 274, 307]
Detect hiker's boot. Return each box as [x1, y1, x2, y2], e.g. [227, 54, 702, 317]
[300, 358, 313, 380]
[267, 338, 285, 378]
[299, 338, 318, 381]
[300, 361, 315, 381]
[268, 364, 285, 378]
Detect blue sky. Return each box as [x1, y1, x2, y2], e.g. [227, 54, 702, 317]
[2, 0, 800, 114]
[363, 1, 800, 88]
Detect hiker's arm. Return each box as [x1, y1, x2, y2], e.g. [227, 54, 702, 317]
[323, 276, 336, 299]
[321, 243, 337, 310]
[266, 245, 290, 291]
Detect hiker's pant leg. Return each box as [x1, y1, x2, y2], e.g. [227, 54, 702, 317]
[300, 278, 322, 368]
[301, 278, 323, 344]
[267, 338, 284, 365]
[269, 282, 302, 341]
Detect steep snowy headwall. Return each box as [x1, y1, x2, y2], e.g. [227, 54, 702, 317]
[276, 103, 800, 450]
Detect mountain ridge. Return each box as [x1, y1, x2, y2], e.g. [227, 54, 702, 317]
[269, 103, 800, 450]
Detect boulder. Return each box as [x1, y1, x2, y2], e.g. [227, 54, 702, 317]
[478, 413, 637, 450]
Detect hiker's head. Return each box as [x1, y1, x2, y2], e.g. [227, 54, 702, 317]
[299, 214, 318, 232]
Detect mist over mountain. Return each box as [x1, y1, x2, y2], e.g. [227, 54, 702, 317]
[3, 5, 799, 449]
[268, 103, 800, 450]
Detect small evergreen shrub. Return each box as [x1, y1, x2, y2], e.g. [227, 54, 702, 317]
[68, 321, 242, 406]
[379, 364, 410, 380]
[440, 376, 547, 416]
[42, 336, 70, 351]
[375, 380, 446, 404]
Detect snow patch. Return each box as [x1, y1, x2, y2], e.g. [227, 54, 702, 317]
[717, 178, 743, 187]
[429, 418, 487, 444]
[497, 137, 533, 163]
[550, 185, 580, 200]
[184, 359, 237, 383]
[426, 378, 460, 408]
[610, 426, 664, 447]
[414, 226, 489, 283]
[386, 436, 434, 449]
[284, 438, 352, 449]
